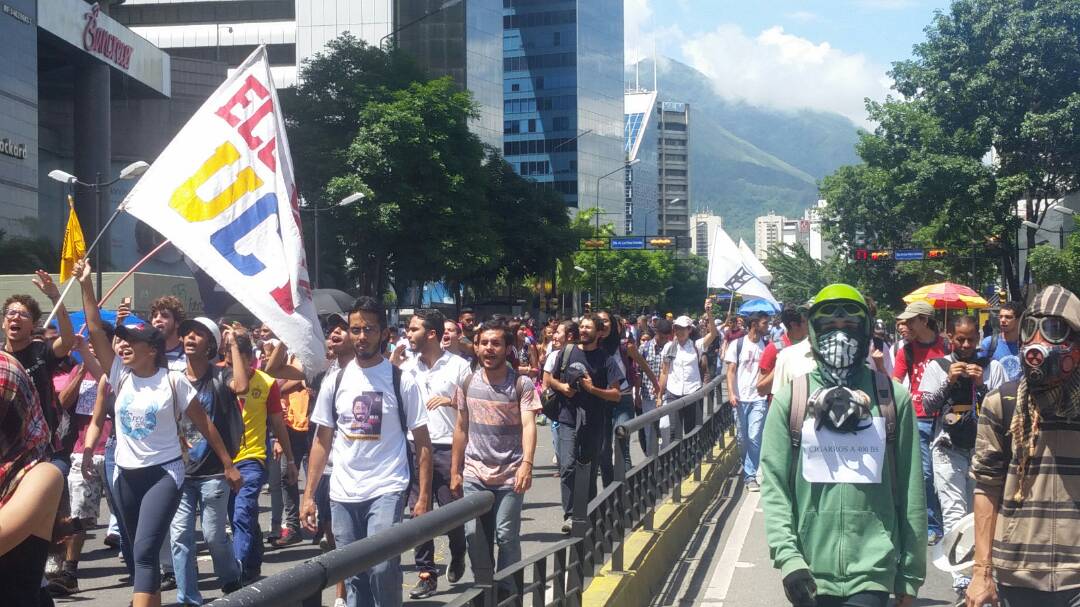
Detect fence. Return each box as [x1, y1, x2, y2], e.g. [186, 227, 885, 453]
[217, 375, 732, 607]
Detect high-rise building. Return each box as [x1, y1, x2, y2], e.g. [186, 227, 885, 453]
[502, 0, 624, 227]
[624, 90, 658, 235]
[690, 212, 723, 257]
[755, 213, 784, 260]
[656, 100, 690, 245]
[114, 0, 503, 148]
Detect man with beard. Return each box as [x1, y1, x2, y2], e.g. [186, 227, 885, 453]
[917, 316, 1005, 604]
[967, 286, 1080, 607]
[761, 284, 925, 607]
[301, 297, 433, 607]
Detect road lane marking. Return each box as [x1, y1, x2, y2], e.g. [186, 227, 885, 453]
[702, 490, 760, 602]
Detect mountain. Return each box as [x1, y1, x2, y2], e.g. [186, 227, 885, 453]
[628, 58, 862, 243]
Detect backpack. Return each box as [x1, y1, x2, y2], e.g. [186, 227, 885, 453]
[541, 345, 574, 419]
[788, 370, 898, 493]
[330, 363, 411, 483]
[201, 367, 245, 459]
[932, 358, 981, 450]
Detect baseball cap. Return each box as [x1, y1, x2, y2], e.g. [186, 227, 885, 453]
[324, 313, 348, 333]
[115, 324, 165, 348]
[179, 317, 222, 350]
[673, 315, 694, 328]
[897, 301, 935, 321]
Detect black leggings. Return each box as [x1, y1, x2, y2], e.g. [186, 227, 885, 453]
[114, 465, 182, 593]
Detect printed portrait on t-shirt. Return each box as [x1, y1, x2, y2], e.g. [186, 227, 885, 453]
[345, 391, 384, 440]
[117, 391, 162, 440]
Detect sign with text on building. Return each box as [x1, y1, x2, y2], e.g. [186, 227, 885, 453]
[610, 236, 646, 250]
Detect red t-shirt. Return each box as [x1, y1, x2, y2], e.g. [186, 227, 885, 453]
[892, 336, 947, 418]
[758, 334, 793, 376]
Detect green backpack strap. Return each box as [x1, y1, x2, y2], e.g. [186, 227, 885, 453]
[787, 374, 811, 492]
[872, 370, 899, 500]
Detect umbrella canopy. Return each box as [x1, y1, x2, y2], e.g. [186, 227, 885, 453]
[312, 289, 354, 316]
[51, 309, 149, 331]
[903, 282, 989, 310]
[738, 299, 780, 315]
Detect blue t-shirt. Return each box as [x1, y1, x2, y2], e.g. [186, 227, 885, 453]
[979, 336, 1021, 381]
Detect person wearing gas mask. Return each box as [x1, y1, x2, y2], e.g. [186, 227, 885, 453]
[761, 284, 926, 607]
[967, 286, 1080, 607]
[917, 315, 1005, 605]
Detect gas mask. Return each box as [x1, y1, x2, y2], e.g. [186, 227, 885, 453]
[1020, 315, 1080, 391]
[808, 386, 873, 433]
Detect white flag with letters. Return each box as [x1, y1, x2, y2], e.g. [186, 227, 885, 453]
[738, 239, 773, 285]
[707, 226, 778, 305]
[121, 47, 327, 376]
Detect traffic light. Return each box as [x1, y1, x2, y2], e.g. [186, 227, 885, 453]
[581, 238, 607, 250]
[927, 248, 949, 259]
[869, 250, 892, 261]
[648, 237, 674, 248]
[853, 248, 869, 261]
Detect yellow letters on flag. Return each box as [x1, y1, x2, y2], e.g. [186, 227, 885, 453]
[59, 196, 86, 281]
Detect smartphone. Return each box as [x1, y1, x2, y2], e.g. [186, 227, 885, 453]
[120, 296, 132, 308]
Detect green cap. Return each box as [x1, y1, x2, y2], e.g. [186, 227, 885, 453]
[811, 283, 867, 309]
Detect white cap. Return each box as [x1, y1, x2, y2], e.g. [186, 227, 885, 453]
[673, 315, 694, 328]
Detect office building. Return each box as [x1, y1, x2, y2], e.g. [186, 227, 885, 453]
[624, 90, 658, 235]
[656, 100, 690, 244]
[114, 0, 503, 148]
[690, 212, 723, 257]
[2, 0, 221, 278]
[755, 213, 784, 260]
[502, 0, 624, 227]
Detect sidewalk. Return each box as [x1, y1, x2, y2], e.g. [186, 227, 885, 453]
[654, 479, 958, 606]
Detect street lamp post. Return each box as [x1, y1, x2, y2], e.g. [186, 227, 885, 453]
[48, 160, 150, 296]
[380, 0, 463, 50]
[593, 160, 640, 304]
[300, 192, 365, 288]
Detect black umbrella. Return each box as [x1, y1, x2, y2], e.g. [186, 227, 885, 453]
[312, 289, 355, 316]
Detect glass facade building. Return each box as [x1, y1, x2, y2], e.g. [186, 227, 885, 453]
[624, 90, 659, 235]
[503, 0, 624, 227]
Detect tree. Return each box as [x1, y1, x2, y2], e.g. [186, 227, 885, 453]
[821, 0, 1080, 299]
[0, 230, 57, 275]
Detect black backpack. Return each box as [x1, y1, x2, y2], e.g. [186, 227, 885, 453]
[932, 358, 983, 450]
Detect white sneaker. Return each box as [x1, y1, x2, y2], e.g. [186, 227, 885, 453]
[334, 598, 347, 607]
[551, 455, 558, 465]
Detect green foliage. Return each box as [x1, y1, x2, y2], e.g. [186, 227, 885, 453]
[764, 243, 842, 305]
[820, 0, 1080, 300]
[0, 230, 57, 275]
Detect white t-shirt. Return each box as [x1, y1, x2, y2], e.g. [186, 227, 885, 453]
[401, 351, 471, 445]
[662, 337, 708, 396]
[770, 339, 817, 395]
[108, 357, 197, 470]
[310, 358, 428, 503]
[723, 335, 767, 403]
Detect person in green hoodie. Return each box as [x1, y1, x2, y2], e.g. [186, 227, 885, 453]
[761, 284, 926, 607]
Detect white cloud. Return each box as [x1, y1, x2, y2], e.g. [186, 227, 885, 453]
[680, 25, 891, 125]
[785, 10, 822, 22]
[624, 0, 685, 66]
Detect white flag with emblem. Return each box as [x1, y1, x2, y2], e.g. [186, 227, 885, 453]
[707, 226, 778, 305]
[738, 239, 773, 285]
[120, 46, 327, 376]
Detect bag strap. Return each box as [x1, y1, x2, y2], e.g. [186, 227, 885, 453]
[872, 370, 899, 501]
[330, 364, 346, 429]
[903, 342, 915, 380]
[788, 374, 810, 492]
[393, 365, 407, 435]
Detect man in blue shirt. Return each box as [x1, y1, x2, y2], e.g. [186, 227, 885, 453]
[978, 301, 1023, 381]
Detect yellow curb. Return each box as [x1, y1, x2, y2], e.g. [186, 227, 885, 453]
[582, 432, 740, 607]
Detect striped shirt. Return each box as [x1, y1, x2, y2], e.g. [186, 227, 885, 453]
[454, 368, 539, 487]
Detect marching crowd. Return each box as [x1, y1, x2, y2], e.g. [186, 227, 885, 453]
[1, 260, 1078, 607]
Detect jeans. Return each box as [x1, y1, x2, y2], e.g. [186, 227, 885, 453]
[600, 394, 635, 486]
[550, 421, 560, 466]
[735, 399, 768, 482]
[331, 492, 406, 607]
[170, 477, 241, 604]
[1001, 586, 1080, 607]
[410, 443, 466, 578]
[232, 459, 267, 575]
[464, 480, 524, 592]
[556, 420, 600, 519]
[932, 440, 974, 590]
[918, 418, 944, 536]
[103, 437, 134, 576]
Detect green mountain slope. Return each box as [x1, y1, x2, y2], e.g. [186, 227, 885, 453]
[629, 58, 862, 242]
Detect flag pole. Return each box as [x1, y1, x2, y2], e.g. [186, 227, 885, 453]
[42, 202, 129, 328]
[97, 239, 171, 307]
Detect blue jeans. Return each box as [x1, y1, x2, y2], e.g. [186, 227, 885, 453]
[171, 477, 241, 604]
[600, 394, 635, 485]
[331, 491, 406, 607]
[232, 459, 267, 574]
[736, 399, 768, 482]
[918, 418, 943, 536]
[464, 480, 524, 590]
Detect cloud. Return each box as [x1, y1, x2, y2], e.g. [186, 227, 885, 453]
[680, 25, 891, 125]
[624, 0, 686, 65]
[785, 10, 822, 22]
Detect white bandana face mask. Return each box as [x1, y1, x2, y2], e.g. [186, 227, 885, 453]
[818, 330, 861, 369]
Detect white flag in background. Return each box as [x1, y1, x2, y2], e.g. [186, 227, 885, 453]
[738, 239, 773, 285]
[707, 226, 778, 305]
[121, 47, 327, 375]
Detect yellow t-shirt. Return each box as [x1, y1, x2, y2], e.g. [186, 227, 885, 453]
[233, 369, 282, 464]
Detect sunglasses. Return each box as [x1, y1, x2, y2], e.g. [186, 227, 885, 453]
[1020, 316, 1072, 345]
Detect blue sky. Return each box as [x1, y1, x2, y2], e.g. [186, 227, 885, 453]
[626, 0, 954, 124]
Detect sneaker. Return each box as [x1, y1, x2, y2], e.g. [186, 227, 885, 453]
[536, 414, 549, 426]
[319, 537, 332, 553]
[45, 554, 62, 577]
[746, 479, 760, 492]
[409, 573, 438, 599]
[104, 533, 121, 549]
[46, 571, 79, 596]
[928, 529, 943, 546]
[551, 455, 558, 465]
[160, 572, 177, 591]
[334, 599, 347, 607]
[447, 556, 466, 584]
[561, 520, 572, 534]
[953, 588, 967, 607]
[270, 529, 303, 549]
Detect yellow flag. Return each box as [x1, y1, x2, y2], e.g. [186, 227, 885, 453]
[59, 195, 86, 281]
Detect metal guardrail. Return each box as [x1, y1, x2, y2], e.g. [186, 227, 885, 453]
[215, 376, 732, 607]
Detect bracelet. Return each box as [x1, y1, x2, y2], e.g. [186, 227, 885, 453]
[521, 461, 533, 467]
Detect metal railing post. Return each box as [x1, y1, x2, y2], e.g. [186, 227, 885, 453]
[469, 511, 495, 607]
[694, 393, 704, 482]
[611, 432, 628, 572]
[671, 406, 683, 504]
